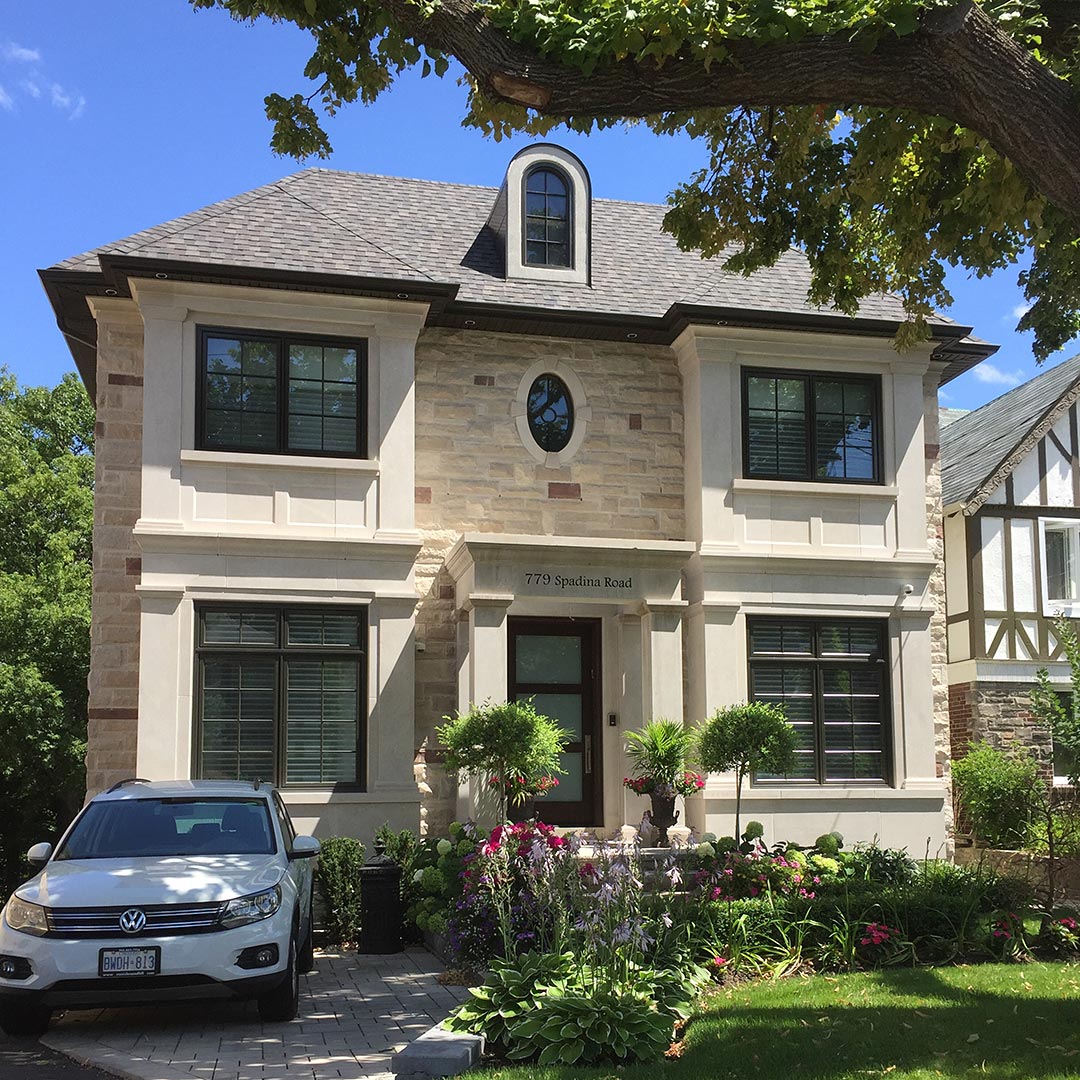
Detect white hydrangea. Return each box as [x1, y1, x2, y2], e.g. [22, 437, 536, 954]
[697, 842, 715, 859]
[436, 838, 453, 856]
[412, 869, 424, 883]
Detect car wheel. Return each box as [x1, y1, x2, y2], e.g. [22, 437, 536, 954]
[257, 934, 300, 1022]
[298, 884, 315, 973]
[0, 1001, 52, 1038]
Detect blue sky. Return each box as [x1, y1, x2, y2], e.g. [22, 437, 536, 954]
[2, 1, 1072, 412]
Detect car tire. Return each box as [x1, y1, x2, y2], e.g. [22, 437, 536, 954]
[0, 1001, 52, 1038]
[298, 884, 315, 973]
[257, 934, 300, 1022]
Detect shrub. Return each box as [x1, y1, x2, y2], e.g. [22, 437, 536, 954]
[953, 743, 1040, 848]
[316, 836, 365, 946]
[375, 824, 425, 942]
[437, 700, 570, 820]
[696, 702, 798, 838]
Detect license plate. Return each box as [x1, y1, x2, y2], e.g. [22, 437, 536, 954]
[98, 947, 160, 977]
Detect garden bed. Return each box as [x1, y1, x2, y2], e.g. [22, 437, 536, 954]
[954, 844, 1080, 899]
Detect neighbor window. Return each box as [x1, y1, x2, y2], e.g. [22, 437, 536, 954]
[524, 167, 571, 268]
[748, 618, 891, 784]
[195, 606, 365, 788]
[743, 370, 880, 482]
[198, 328, 366, 457]
[1045, 523, 1080, 602]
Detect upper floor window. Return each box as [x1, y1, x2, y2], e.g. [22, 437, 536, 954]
[527, 373, 574, 452]
[1045, 523, 1080, 602]
[743, 369, 880, 483]
[524, 167, 571, 268]
[198, 327, 366, 458]
[748, 617, 891, 785]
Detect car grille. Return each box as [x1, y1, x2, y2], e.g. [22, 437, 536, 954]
[45, 902, 225, 938]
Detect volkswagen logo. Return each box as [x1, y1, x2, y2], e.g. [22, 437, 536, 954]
[119, 908, 146, 934]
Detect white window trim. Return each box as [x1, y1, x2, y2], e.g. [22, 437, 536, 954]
[511, 359, 592, 467]
[504, 144, 590, 285]
[1038, 517, 1080, 616]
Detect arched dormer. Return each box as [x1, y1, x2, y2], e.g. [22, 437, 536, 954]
[488, 144, 591, 286]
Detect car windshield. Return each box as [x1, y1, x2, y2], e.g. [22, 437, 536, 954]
[55, 798, 277, 860]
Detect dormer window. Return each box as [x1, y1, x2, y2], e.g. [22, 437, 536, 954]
[525, 168, 571, 268]
[488, 144, 591, 285]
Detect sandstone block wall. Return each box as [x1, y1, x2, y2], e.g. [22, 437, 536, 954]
[412, 329, 686, 833]
[925, 374, 953, 837]
[86, 312, 144, 797]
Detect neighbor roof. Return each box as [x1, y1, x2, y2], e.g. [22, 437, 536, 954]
[941, 351, 1080, 511]
[42, 166, 995, 393]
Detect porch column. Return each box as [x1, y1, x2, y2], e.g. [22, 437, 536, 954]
[641, 601, 687, 723]
[457, 596, 512, 822]
[368, 596, 421, 794]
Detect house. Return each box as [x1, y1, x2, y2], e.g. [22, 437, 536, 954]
[942, 351, 1080, 783]
[40, 143, 996, 850]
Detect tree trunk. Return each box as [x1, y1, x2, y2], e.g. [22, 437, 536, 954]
[384, 0, 1080, 222]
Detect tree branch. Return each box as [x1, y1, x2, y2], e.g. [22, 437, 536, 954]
[382, 0, 1080, 220]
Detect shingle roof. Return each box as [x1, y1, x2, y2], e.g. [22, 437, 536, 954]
[52, 167, 959, 326]
[939, 407, 969, 428]
[941, 351, 1080, 509]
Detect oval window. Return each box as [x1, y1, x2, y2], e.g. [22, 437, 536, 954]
[527, 373, 574, 453]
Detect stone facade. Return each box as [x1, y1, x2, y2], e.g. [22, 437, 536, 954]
[924, 372, 954, 838]
[948, 680, 1053, 772]
[412, 329, 685, 833]
[85, 302, 144, 796]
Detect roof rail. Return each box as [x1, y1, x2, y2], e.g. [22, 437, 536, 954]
[104, 777, 153, 793]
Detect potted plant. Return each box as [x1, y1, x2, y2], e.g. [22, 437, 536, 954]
[695, 702, 798, 840]
[437, 699, 570, 823]
[623, 719, 704, 846]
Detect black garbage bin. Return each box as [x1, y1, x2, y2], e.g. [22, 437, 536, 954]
[358, 839, 403, 953]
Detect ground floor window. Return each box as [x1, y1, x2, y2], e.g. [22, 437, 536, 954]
[747, 617, 891, 784]
[194, 605, 365, 788]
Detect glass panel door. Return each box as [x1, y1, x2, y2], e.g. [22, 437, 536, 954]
[508, 617, 601, 826]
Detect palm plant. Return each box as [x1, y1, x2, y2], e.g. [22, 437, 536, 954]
[624, 719, 696, 792]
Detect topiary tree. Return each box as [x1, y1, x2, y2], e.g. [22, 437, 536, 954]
[695, 702, 798, 840]
[437, 699, 570, 822]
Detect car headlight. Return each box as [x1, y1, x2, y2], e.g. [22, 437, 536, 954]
[4, 896, 48, 937]
[220, 885, 282, 929]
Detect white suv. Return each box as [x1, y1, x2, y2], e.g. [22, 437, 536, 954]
[0, 779, 320, 1036]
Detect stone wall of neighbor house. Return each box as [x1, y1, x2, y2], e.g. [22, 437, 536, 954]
[412, 329, 686, 834]
[86, 307, 144, 798]
[948, 680, 1053, 771]
[925, 374, 954, 840]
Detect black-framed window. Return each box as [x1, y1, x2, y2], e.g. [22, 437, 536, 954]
[195, 606, 366, 789]
[743, 369, 880, 482]
[524, 167, 571, 268]
[527, 373, 574, 452]
[748, 617, 891, 784]
[198, 328, 366, 457]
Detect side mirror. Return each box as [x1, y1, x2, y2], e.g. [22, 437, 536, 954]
[26, 843, 52, 868]
[289, 835, 320, 861]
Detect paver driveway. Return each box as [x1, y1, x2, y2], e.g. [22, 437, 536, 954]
[40, 948, 472, 1080]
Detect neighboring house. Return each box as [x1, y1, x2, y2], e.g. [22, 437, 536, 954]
[41, 144, 995, 850]
[942, 351, 1080, 784]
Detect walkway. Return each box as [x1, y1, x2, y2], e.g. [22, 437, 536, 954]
[42, 948, 473, 1080]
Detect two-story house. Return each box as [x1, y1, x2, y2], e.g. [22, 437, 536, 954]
[41, 144, 995, 849]
[942, 351, 1080, 782]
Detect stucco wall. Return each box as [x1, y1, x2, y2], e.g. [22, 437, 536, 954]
[412, 329, 686, 833]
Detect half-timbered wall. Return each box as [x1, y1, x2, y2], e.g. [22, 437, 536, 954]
[945, 401, 1080, 666]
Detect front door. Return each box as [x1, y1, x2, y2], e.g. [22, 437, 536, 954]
[508, 617, 602, 827]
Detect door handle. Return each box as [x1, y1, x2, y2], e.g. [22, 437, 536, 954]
[584, 734, 593, 775]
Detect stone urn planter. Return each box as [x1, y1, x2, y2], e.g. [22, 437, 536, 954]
[647, 792, 680, 847]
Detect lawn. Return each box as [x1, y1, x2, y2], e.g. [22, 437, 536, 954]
[475, 963, 1080, 1080]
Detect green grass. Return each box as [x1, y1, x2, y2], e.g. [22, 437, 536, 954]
[475, 963, 1080, 1080]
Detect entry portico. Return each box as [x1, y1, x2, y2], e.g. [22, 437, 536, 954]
[445, 533, 695, 832]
